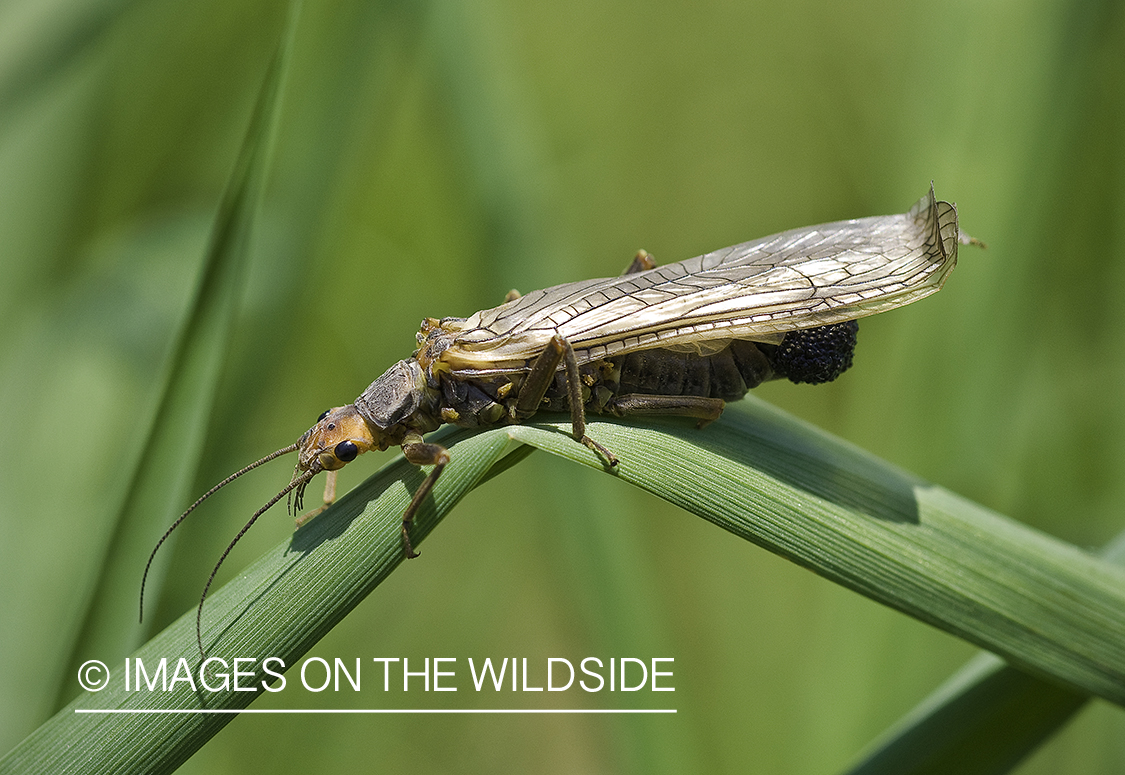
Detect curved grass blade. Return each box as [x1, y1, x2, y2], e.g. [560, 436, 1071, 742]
[0, 426, 531, 775]
[840, 530, 1125, 775]
[6, 389, 1125, 772]
[506, 404, 1125, 707]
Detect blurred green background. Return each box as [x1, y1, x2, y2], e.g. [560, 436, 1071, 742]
[2, 0, 1123, 772]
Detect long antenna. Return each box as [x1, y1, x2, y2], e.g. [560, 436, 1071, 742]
[195, 468, 316, 658]
[139, 443, 299, 625]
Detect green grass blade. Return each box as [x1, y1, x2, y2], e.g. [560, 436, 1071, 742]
[0, 428, 529, 775]
[54, 3, 297, 706]
[505, 407, 1125, 706]
[842, 655, 1084, 775]
[5, 395, 1124, 771]
[840, 530, 1125, 775]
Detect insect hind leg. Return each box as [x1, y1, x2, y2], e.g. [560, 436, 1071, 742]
[607, 393, 725, 427]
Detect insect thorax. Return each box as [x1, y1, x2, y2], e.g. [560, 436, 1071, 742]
[353, 359, 443, 439]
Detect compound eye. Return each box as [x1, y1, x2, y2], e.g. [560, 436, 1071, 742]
[317, 409, 331, 422]
[334, 440, 359, 463]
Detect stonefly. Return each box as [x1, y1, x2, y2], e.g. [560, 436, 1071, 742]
[140, 184, 977, 656]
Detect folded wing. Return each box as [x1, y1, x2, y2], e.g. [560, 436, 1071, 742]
[443, 185, 960, 372]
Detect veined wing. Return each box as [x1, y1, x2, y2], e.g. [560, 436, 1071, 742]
[442, 185, 961, 372]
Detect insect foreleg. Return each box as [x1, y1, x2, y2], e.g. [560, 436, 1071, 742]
[607, 394, 725, 427]
[399, 435, 451, 558]
[513, 335, 618, 466]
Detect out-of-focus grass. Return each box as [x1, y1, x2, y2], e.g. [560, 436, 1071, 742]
[1, 0, 1123, 773]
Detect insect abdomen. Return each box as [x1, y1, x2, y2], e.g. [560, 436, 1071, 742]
[606, 321, 858, 401]
[615, 340, 775, 401]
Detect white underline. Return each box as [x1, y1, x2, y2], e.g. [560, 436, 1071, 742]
[76, 708, 676, 715]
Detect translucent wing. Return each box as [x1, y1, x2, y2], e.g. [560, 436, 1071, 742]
[441, 185, 962, 372]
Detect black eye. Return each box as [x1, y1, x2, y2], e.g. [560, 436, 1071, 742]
[317, 409, 330, 422]
[335, 441, 359, 462]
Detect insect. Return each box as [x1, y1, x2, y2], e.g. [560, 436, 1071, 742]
[141, 184, 975, 655]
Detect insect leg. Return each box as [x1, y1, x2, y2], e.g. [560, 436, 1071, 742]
[562, 340, 619, 464]
[621, 249, 656, 275]
[513, 336, 566, 420]
[513, 335, 618, 466]
[607, 393, 725, 427]
[399, 434, 451, 558]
